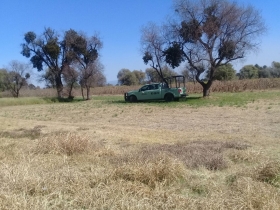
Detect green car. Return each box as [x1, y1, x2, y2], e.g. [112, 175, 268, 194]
[124, 75, 187, 102]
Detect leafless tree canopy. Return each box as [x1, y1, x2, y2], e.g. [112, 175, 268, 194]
[3, 61, 31, 97]
[141, 23, 170, 84]
[169, 0, 266, 96]
[141, 0, 266, 97]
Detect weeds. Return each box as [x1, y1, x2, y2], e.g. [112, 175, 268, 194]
[34, 133, 101, 156]
[111, 140, 249, 171]
[0, 126, 44, 140]
[256, 161, 280, 187]
[112, 154, 185, 189]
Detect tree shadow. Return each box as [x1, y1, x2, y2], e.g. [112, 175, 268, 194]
[110, 96, 203, 104]
[42, 97, 84, 103]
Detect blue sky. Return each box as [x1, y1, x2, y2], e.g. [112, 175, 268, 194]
[0, 0, 279, 84]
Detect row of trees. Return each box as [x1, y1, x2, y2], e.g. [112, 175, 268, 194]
[239, 62, 280, 79]
[117, 66, 177, 85]
[117, 61, 280, 86]
[21, 28, 106, 99]
[0, 59, 106, 98]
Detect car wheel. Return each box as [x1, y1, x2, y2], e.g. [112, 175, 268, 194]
[129, 95, 137, 102]
[164, 94, 174, 102]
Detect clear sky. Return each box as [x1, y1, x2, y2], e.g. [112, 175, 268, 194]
[0, 0, 279, 84]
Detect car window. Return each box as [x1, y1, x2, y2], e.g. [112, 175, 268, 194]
[149, 85, 154, 90]
[140, 85, 149, 91]
[154, 84, 159, 89]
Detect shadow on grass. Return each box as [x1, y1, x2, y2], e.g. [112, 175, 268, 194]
[42, 97, 85, 103]
[109, 96, 203, 105]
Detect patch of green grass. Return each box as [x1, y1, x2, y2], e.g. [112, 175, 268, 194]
[0, 90, 279, 108]
[104, 91, 280, 108]
[180, 91, 280, 107]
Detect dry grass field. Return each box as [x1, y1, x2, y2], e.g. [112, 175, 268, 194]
[0, 90, 280, 209]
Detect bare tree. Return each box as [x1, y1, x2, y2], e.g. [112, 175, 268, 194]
[39, 68, 56, 88]
[79, 60, 105, 100]
[64, 30, 103, 100]
[141, 23, 170, 85]
[62, 65, 79, 99]
[162, 0, 266, 96]
[4, 61, 31, 97]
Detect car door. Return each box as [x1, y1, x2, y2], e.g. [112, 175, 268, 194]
[146, 84, 161, 100]
[137, 85, 150, 100]
[140, 84, 161, 100]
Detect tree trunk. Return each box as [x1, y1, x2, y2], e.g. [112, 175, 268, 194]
[203, 86, 210, 97]
[200, 80, 213, 97]
[86, 86, 90, 100]
[55, 75, 63, 98]
[68, 83, 74, 99]
[81, 86, 85, 100]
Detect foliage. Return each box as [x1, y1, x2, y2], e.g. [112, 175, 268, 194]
[65, 30, 104, 100]
[0, 69, 8, 91]
[132, 70, 146, 84]
[21, 28, 104, 99]
[239, 65, 259, 79]
[22, 28, 65, 98]
[117, 69, 145, 85]
[255, 64, 271, 78]
[270, 62, 280, 78]
[208, 63, 236, 81]
[117, 69, 137, 85]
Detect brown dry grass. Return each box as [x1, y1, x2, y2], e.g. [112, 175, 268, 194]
[0, 92, 280, 209]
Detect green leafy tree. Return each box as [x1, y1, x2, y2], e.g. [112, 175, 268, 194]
[132, 70, 146, 84]
[0, 69, 8, 91]
[117, 69, 137, 85]
[255, 64, 270, 78]
[152, 0, 266, 97]
[208, 63, 236, 81]
[21, 28, 103, 99]
[239, 65, 259, 79]
[21, 28, 65, 98]
[270, 61, 280, 78]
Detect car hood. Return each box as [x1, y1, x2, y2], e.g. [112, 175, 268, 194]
[127, 90, 138, 94]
